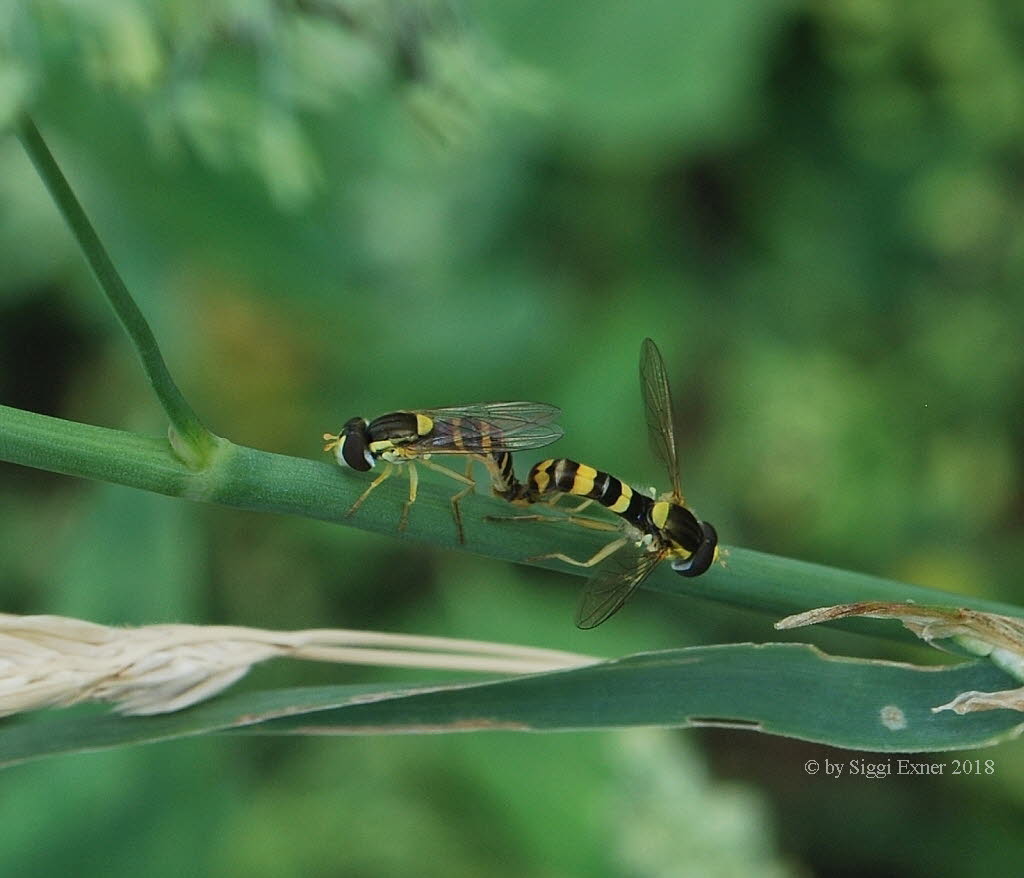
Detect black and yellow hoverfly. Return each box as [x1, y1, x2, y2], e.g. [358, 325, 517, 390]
[323, 401, 563, 543]
[491, 339, 719, 629]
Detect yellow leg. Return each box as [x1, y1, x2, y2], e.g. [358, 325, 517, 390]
[398, 462, 419, 532]
[505, 491, 597, 515]
[529, 536, 629, 568]
[417, 458, 478, 544]
[535, 493, 592, 513]
[417, 457, 477, 488]
[345, 462, 395, 518]
[345, 456, 484, 537]
[479, 455, 504, 491]
[563, 498, 595, 514]
[445, 458, 476, 544]
[485, 512, 619, 533]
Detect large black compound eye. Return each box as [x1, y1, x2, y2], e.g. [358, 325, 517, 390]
[672, 521, 718, 578]
[338, 417, 374, 471]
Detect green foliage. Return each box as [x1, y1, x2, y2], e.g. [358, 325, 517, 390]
[3, 0, 528, 204]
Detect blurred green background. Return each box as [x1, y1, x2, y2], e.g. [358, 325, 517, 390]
[3, 1, 1024, 875]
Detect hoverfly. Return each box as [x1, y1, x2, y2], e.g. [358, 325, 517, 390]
[490, 339, 719, 628]
[324, 401, 562, 543]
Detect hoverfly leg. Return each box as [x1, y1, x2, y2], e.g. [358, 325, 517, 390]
[485, 510, 618, 533]
[417, 457, 477, 488]
[444, 458, 476, 544]
[563, 514, 619, 532]
[538, 493, 591, 514]
[418, 458, 478, 544]
[398, 462, 418, 532]
[346, 462, 394, 518]
[528, 536, 629, 568]
[564, 498, 596, 514]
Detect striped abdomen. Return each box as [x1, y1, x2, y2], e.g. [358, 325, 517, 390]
[526, 458, 651, 532]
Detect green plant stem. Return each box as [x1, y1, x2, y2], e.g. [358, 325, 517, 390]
[3, 404, 1023, 643]
[14, 115, 217, 467]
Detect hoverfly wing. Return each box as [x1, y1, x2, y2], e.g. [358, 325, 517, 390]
[410, 402, 563, 455]
[423, 401, 561, 429]
[639, 338, 683, 503]
[575, 549, 661, 630]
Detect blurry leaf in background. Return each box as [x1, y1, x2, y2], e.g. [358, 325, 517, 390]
[820, 0, 1024, 167]
[0, 140, 80, 292]
[473, 0, 789, 163]
[610, 730, 791, 878]
[186, 278, 318, 450]
[56, 484, 201, 621]
[4, 0, 534, 205]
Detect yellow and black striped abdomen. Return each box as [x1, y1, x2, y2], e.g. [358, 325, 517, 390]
[527, 458, 650, 531]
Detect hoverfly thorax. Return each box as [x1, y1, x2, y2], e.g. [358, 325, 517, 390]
[651, 502, 702, 553]
[366, 412, 424, 447]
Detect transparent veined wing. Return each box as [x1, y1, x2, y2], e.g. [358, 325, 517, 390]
[639, 338, 683, 502]
[575, 548, 662, 630]
[410, 401, 563, 455]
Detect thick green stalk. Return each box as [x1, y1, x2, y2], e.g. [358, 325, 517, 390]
[3, 404, 1022, 643]
[14, 115, 217, 467]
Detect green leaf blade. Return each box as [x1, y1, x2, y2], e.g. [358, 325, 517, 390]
[2, 645, 1021, 769]
[246, 644, 1023, 752]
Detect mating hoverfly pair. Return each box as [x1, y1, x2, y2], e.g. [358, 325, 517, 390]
[323, 339, 720, 629]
